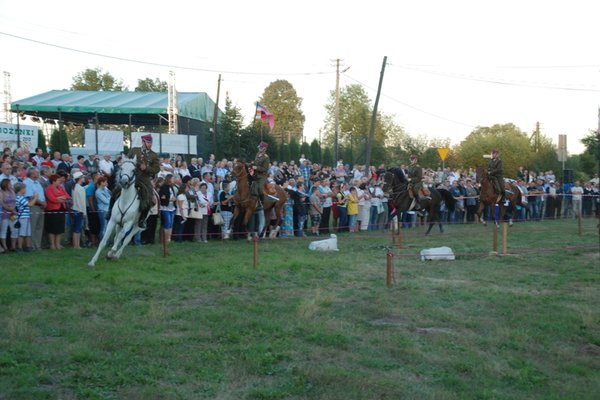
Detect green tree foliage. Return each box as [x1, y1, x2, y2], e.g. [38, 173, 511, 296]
[217, 96, 245, 159]
[260, 80, 305, 144]
[37, 130, 47, 153]
[578, 130, 600, 178]
[310, 139, 321, 164]
[64, 124, 84, 147]
[300, 141, 311, 162]
[49, 127, 70, 154]
[288, 137, 300, 162]
[322, 147, 333, 167]
[135, 77, 168, 92]
[455, 123, 531, 179]
[71, 68, 125, 91]
[279, 143, 290, 164]
[322, 84, 397, 166]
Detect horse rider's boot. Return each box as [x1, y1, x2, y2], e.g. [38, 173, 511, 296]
[138, 209, 149, 229]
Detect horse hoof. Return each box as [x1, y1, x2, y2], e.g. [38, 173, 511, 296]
[87, 262, 95, 268]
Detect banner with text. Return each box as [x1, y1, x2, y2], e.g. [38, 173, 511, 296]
[0, 123, 38, 152]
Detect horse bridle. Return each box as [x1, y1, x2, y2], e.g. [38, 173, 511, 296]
[119, 160, 136, 188]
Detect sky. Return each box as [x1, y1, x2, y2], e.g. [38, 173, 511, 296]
[1, 0, 599, 155]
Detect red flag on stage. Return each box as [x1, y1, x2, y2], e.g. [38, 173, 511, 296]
[256, 102, 275, 131]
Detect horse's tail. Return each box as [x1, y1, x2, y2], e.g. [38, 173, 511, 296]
[437, 188, 457, 212]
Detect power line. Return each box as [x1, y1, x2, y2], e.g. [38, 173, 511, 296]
[0, 31, 333, 77]
[388, 63, 600, 92]
[345, 74, 476, 129]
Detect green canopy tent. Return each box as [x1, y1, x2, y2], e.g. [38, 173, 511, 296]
[11, 90, 222, 156]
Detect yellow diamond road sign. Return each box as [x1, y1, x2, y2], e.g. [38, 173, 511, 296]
[437, 148, 449, 161]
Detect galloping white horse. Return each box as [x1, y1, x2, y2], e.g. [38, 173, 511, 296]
[88, 155, 146, 267]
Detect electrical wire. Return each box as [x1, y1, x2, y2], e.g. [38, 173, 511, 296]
[388, 63, 600, 92]
[0, 31, 334, 77]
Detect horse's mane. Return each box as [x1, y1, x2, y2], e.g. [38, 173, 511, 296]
[387, 167, 407, 184]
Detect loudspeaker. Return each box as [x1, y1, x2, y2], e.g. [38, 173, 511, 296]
[563, 169, 573, 184]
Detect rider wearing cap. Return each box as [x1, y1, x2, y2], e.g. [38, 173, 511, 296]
[107, 134, 159, 229]
[488, 149, 505, 200]
[407, 154, 430, 204]
[251, 141, 278, 202]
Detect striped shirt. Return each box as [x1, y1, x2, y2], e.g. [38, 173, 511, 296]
[15, 195, 31, 219]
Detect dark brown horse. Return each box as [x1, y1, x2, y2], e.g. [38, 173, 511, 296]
[382, 167, 456, 235]
[475, 166, 522, 226]
[230, 161, 288, 238]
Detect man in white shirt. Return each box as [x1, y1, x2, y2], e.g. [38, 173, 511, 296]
[570, 180, 584, 217]
[98, 153, 114, 177]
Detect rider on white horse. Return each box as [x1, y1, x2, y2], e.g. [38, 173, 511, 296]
[106, 134, 159, 228]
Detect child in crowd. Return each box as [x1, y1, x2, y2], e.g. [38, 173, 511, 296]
[14, 182, 38, 253]
[347, 186, 359, 232]
[309, 188, 322, 236]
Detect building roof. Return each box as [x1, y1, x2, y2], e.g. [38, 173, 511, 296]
[11, 90, 220, 126]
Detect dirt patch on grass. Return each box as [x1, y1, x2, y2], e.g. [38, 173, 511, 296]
[581, 344, 600, 356]
[415, 327, 454, 335]
[369, 316, 411, 328]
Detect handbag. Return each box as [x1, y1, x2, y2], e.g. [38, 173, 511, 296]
[188, 205, 203, 219]
[212, 211, 224, 225]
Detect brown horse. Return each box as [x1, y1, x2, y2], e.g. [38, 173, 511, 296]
[230, 161, 288, 238]
[475, 166, 522, 226]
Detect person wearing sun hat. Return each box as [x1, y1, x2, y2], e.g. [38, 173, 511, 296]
[106, 134, 159, 229]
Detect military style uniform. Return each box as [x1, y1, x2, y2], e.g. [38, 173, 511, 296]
[408, 163, 424, 197]
[488, 157, 505, 198]
[128, 146, 160, 212]
[252, 151, 270, 198]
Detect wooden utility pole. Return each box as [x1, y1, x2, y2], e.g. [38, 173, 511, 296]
[212, 74, 222, 156]
[365, 56, 387, 173]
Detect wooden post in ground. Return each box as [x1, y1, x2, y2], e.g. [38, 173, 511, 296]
[391, 222, 396, 245]
[492, 226, 498, 253]
[578, 213, 582, 236]
[386, 251, 394, 288]
[253, 235, 258, 269]
[397, 224, 404, 248]
[502, 222, 508, 256]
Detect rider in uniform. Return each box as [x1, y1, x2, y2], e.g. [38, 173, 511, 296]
[251, 141, 278, 203]
[407, 154, 430, 204]
[487, 148, 505, 201]
[107, 134, 159, 228]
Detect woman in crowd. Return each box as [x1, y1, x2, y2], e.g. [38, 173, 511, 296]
[70, 171, 87, 249]
[336, 182, 349, 232]
[158, 174, 177, 244]
[218, 181, 234, 239]
[195, 182, 212, 243]
[0, 178, 18, 252]
[95, 176, 111, 240]
[173, 176, 192, 242]
[44, 174, 71, 250]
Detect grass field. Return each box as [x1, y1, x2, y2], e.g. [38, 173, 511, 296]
[1, 218, 599, 399]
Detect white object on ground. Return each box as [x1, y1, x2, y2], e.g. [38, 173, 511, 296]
[308, 234, 339, 251]
[420, 246, 455, 261]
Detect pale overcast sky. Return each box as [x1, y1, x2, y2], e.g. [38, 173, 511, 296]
[1, 0, 598, 154]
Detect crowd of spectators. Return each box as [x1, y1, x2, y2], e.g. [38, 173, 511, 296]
[0, 146, 598, 254]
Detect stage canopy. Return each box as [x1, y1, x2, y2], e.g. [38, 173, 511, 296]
[10, 90, 221, 126]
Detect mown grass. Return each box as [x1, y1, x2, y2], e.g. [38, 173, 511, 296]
[0, 218, 599, 399]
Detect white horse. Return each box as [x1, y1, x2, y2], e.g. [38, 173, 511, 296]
[88, 155, 146, 267]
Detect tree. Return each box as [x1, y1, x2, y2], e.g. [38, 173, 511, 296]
[289, 137, 300, 162]
[135, 77, 168, 92]
[310, 139, 321, 164]
[279, 143, 290, 164]
[579, 130, 600, 178]
[300, 141, 311, 162]
[217, 95, 245, 159]
[71, 68, 125, 91]
[455, 123, 532, 179]
[322, 147, 333, 167]
[260, 80, 305, 144]
[49, 127, 70, 154]
[37, 129, 47, 153]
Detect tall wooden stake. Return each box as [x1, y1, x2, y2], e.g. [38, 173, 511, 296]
[365, 56, 387, 174]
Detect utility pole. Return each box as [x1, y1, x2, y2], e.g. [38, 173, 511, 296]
[530, 121, 540, 153]
[212, 74, 221, 156]
[365, 56, 387, 174]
